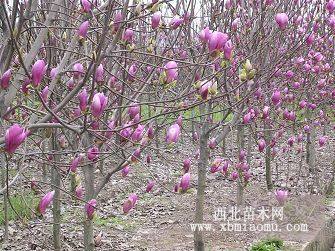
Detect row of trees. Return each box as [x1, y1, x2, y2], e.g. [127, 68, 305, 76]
[0, 0, 334, 250]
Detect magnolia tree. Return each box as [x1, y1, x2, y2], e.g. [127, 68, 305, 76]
[0, 0, 334, 250]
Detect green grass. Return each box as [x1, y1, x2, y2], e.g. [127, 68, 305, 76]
[0, 192, 38, 225]
[94, 215, 136, 230]
[141, 104, 233, 124]
[251, 238, 283, 251]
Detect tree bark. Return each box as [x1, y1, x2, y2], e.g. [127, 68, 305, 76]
[236, 125, 244, 206]
[264, 122, 273, 190]
[51, 130, 61, 251]
[83, 133, 95, 251]
[194, 118, 209, 251]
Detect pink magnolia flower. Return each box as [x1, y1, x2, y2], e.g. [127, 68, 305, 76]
[287, 136, 295, 147]
[271, 90, 281, 106]
[122, 165, 130, 177]
[199, 27, 212, 42]
[122, 28, 134, 42]
[275, 13, 289, 30]
[87, 146, 99, 161]
[50, 67, 58, 80]
[31, 59, 46, 87]
[131, 148, 141, 162]
[95, 64, 104, 83]
[147, 125, 154, 139]
[120, 122, 133, 140]
[299, 100, 307, 109]
[78, 21, 89, 38]
[81, 0, 91, 12]
[73, 63, 85, 78]
[30, 180, 37, 192]
[75, 186, 84, 199]
[192, 131, 199, 141]
[180, 172, 190, 191]
[146, 180, 155, 192]
[151, 11, 161, 29]
[223, 40, 233, 59]
[258, 138, 266, 152]
[243, 171, 251, 182]
[183, 158, 191, 173]
[210, 157, 223, 173]
[112, 12, 123, 33]
[41, 86, 48, 102]
[231, 18, 240, 31]
[67, 77, 75, 90]
[146, 154, 152, 164]
[1, 69, 11, 89]
[176, 115, 183, 127]
[208, 31, 229, 53]
[306, 33, 315, 46]
[133, 113, 141, 124]
[326, 0, 335, 13]
[132, 124, 145, 142]
[208, 137, 217, 149]
[38, 191, 55, 214]
[239, 149, 247, 161]
[329, 16, 335, 29]
[274, 190, 288, 205]
[169, 16, 183, 29]
[318, 136, 327, 147]
[91, 92, 108, 117]
[225, 0, 232, 8]
[85, 199, 97, 219]
[5, 124, 27, 154]
[128, 103, 140, 119]
[198, 81, 212, 100]
[262, 106, 270, 119]
[21, 78, 30, 95]
[166, 123, 181, 144]
[243, 112, 251, 124]
[78, 88, 88, 112]
[123, 193, 138, 214]
[164, 61, 178, 83]
[128, 64, 137, 81]
[231, 171, 239, 180]
[70, 155, 83, 172]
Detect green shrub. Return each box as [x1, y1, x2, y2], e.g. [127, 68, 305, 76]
[0, 192, 38, 225]
[251, 238, 284, 251]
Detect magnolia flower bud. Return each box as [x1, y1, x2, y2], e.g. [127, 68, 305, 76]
[274, 190, 288, 205]
[151, 11, 161, 29]
[85, 199, 97, 219]
[78, 21, 89, 38]
[180, 173, 190, 191]
[5, 124, 27, 154]
[38, 191, 55, 214]
[166, 123, 181, 144]
[275, 13, 289, 30]
[91, 92, 108, 117]
[146, 180, 155, 192]
[0, 69, 11, 89]
[31, 60, 46, 87]
[164, 61, 178, 83]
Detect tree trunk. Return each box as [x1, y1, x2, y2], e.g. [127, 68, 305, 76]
[51, 130, 61, 251]
[306, 128, 316, 173]
[236, 125, 245, 206]
[194, 121, 209, 251]
[264, 122, 273, 190]
[83, 133, 95, 251]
